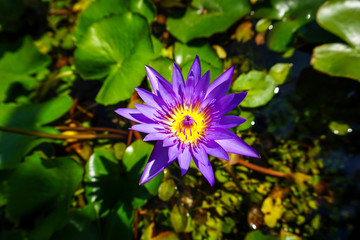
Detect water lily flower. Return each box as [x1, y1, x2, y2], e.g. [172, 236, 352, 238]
[115, 56, 259, 186]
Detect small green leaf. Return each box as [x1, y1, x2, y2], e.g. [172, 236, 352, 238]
[170, 204, 188, 233]
[317, 0, 360, 48]
[0, 36, 51, 102]
[158, 179, 176, 201]
[311, 43, 360, 82]
[75, 13, 154, 105]
[256, 19, 272, 32]
[269, 63, 292, 85]
[149, 57, 174, 83]
[245, 230, 279, 240]
[237, 111, 255, 131]
[233, 71, 277, 108]
[167, 0, 250, 43]
[329, 121, 351, 135]
[5, 152, 83, 220]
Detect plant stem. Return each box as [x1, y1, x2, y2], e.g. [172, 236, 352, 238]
[0, 126, 126, 140]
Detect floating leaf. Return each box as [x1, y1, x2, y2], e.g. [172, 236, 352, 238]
[261, 197, 282, 228]
[237, 111, 255, 131]
[317, 0, 360, 48]
[256, 19, 272, 32]
[311, 43, 360, 82]
[148, 57, 174, 83]
[0, 95, 73, 169]
[231, 21, 254, 43]
[245, 230, 278, 240]
[0, 36, 51, 102]
[233, 71, 277, 108]
[170, 205, 188, 233]
[75, 0, 156, 40]
[269, 63, 292, 85]
[6, 152, 83, 220]
[75, 13, 154, 105]
[328, 121, 351, 135]
[158, 179, 176, 201]
[174, 42, 223, 82]
[167, 0, 250, 43]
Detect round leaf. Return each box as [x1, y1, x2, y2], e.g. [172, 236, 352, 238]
[75, 14, 154, 105]
[158, 179, 176, 201]
[233, 71, 277, 108]
[167, 0, 250, 43]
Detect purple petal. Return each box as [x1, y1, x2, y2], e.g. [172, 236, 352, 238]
[145, 65, 171, 95]
[114, 108, 155, 124]
[134, 103, 159, 121]
[202, 80, 231, 108]
[206, 66, 234, 95]
[216, 92, 247, 115]
[203, 140, 229, 161]
[157, 79, 177, 106]
[191, 145, 208, 165]
[194, 70, 210, 100]
[172, 62, 185, 97]
[187, 55, 201, 85]
[135, 88, 166, 110]
[143, 132, 169, 141]
[215, 134, 259, 158]
[163, 136, 178, 147]
[217, 115, 246, 129]
[168, 144, 181, 162]
[130, 123, 164, 133]
[206, 129, 236, 140]
[192, 151, 215, 186]
[178, 146, 191, 175]
[140, 141, 174, 184]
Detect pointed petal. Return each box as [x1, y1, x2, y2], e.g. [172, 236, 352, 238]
[114, 108, 155, 124]
[202, 80, 231, 108]
[187, 55, 201, 85]
[216, 92, 247, 115]
[203, 140, 229, 160]
[217, 115, 246, 129]
[206, 129, 236, 140]
[158, 79, 177, 106]
[168, 144, 181, 162]
[134, 103, 159, 121]
[192, 151, 215, 186]
[206, 66, 234, 95]
[140, 141, 174, 184]
[143, 132, 169, 141]
[145, 65, 171, 95]
[135, 88, 166, 110]
[130, 123, 164, 133]
[178, 147, 191, 176]
[215, 134, 259, 158]
[194, 70, 210, 100]
[191, 145, 208, 165]
[163, 136, 178, 147]
[172, 62, 185, 97]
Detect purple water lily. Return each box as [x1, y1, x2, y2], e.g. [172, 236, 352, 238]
[115, 56, 259, 186]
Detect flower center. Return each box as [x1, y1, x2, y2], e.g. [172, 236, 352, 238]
[168, 103, 209, 144]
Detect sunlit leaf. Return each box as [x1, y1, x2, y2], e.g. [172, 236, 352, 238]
[167, 0, 250, 43]
[245, 230, 278, 240]
[158, 179, 176, 201]
[328, 121, 351, 135]
[170, 204, 188, 233]
[261, 197, 282, 228]
[233, 71, 277, 108]
[75, 13, 154, 105]
[269, 63, 292, 85]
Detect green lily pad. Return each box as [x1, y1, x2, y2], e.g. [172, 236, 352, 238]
[0, 95, 73, 169]
[245, 230, 278, 240]
[149, 57, 174, 83]
[269, 63, 292, 85]
[311, 43, 360, 82]
[75, 13, 154, 105]
[75, 0, 156, 41]
[0, 36, 51, 102]
[255, 0, 325, 52]
[237, 111, 255, 131]
[174, 42, 223, 82]
[5, 152, 83, 221]
[167, 0, 250, 43]
[171, 204, 188, 233]
[233, 71, 277, 108]
[329, 121, 351, 135]
[317, 0, 360, 48]
[158, 179, 176, 201]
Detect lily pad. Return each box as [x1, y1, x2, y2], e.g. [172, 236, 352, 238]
[6, 152, 83, 220]
[329, 121, 351, 135]
[317, 0, 360, 48]
[158, 179, 176, 201]
[0, 36, 51, 102]
[75, 0, 156, 40]
[311, 43, 360, 82]
[233, 71, 277, 108]
[174, 42, 223, 82]
[237, 111, 255, 131]
[74, 13, 154, 105]
[167, 0, 250, 43]
[0, 95, 73, 169]
[170, 204, 188, 233]
[269, 63, 292, 84]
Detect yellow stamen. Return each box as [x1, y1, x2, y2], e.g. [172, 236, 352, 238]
[167, 103, 209, 144]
